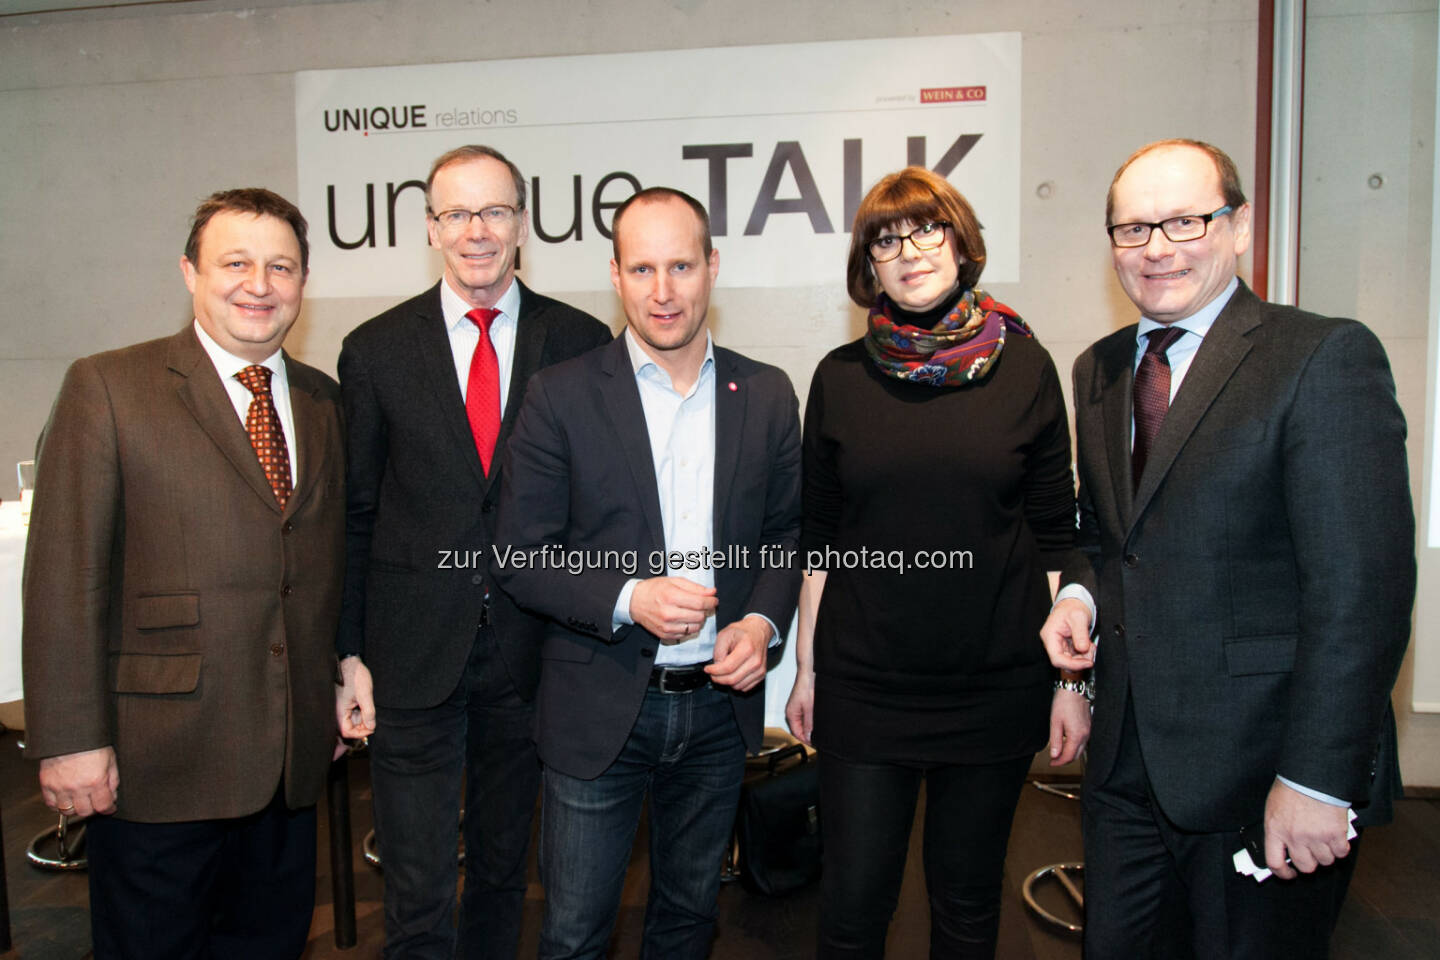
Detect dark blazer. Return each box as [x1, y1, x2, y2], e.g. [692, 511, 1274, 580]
[493, 337, 803, 779]
[1064, 281, 1414, 832]
[22, 327, 345, 823]
[338, 279, 611, 708]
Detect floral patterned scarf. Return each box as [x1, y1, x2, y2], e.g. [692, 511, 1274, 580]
[863, 288, 1032, 386]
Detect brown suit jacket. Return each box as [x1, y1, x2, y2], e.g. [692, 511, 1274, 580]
[21, 326, 345, 823]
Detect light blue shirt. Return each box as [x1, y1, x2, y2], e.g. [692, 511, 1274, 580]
[610, 330, 778, 665]
[1055, 278, 1344, 806]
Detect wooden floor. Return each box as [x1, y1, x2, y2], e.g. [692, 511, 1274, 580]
[2, 724, 1437, 959]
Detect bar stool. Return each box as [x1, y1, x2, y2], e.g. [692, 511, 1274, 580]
[26, 812, 88, 871]
[328, 749, 358, 949]
[1022, 775, 1084, 934]
[14, 734, 88, 872]
[0, 798, 12, 952]
[363, 810, 465, 868]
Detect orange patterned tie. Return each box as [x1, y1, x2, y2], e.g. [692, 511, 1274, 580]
[235, 364, 293, 508]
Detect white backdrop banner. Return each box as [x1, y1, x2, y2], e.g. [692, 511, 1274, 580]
[295, 34, 1021, 298]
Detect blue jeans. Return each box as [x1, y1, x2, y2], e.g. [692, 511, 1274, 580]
[538, 682, 747, 960]
[370, 627, 540, 960]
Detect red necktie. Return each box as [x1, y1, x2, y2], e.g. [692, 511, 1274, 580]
[235, 364, 293, 508]
[1131, 326, 1185, 490]
[465, 307, 502, 475]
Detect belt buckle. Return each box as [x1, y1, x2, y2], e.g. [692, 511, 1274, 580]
[655, 665, 701, 694]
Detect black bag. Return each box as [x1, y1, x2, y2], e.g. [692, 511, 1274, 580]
[734, 743, 821, 896]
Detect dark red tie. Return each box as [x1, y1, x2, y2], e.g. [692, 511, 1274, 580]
[235, 364, 293, 508]
[465, 307, 502, 475]
[1132, 326, 1185, 490]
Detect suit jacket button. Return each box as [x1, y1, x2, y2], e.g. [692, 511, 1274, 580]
[1113, 624, 1125, 638]
[281, 520, 295, 534]
[482, 500, 494, 513]
[1123, 553, 1139, 568]
[471, 574, 483, 585]
[281, 583, 293, 597]
[270, 643, 285, 657]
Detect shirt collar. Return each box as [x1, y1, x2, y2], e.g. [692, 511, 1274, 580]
[1136, 276, 1239, 345]
[193, 319, 284, 380]
[441, 276, 521, 333]
[623, 328, 715, 388]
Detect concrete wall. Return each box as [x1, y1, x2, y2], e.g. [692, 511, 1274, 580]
[1299, 0, 1440, 788]
[2, 0, 1436, 785]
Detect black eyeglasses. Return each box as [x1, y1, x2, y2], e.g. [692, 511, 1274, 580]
[1107, 205, 1233, 247]
[431, 204, 520, 230]
[867, 221, 950, 262]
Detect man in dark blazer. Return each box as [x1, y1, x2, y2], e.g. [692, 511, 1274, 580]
[1041, 139, 1414, 958]
[493, 188, 801, 959]
[334, 145, 610, 959]
[22, 188, 344, 959]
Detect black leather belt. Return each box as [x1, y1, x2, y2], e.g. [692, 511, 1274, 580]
[648, 663, 710, 694]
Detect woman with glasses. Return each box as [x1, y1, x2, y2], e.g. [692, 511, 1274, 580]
[785, 166, 1091, 958]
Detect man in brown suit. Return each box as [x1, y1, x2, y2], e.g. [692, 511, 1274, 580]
[21, 188, 344, 960]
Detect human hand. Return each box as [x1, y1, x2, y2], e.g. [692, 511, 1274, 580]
[629, 577, 718, 644]
[785, 668, 815, 745]
[336, 655, 376, 739]
[1263, 779, 1352, 879]
[1048, 685, 1091, 766]
[705, 616, 771, 691]
[39, 746, 119, 818]
[1039, 598, 1096, 671]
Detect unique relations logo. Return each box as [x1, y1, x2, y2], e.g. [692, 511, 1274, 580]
[322, 104, 519, 135]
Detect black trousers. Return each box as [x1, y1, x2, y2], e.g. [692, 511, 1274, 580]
[1082, 698, 1358, 959]
[816, 750, 1033, 959]
[85, 787, 316, 960]
[369, 625, 540, 960]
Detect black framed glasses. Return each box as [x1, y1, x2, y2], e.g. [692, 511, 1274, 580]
[868, 221, 950, 262]
[1108, 205, 1233, 247]
[431, 204, 519, 230]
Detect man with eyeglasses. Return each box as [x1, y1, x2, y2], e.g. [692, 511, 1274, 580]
[1040, 139, 1413, 957]
[335, 145, 610, 959]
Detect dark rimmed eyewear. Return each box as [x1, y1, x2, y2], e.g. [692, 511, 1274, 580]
[1108, 205, 1233, 247]
[431, 204, 519, 230]
[868, 221, 950, 262]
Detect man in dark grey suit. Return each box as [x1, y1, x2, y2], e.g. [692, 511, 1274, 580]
[334, 145, 610, 959]
[1041, 139, 1414, 958]
[494, 188, 801, 959]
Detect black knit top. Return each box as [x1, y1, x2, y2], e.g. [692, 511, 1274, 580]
[801, 331, 1076, 763]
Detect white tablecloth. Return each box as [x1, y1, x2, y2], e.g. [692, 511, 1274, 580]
[0, 500, 27, 702]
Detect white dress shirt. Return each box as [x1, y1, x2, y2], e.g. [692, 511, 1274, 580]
[441, 276, 520, 415]
[194, 320, 298, 484]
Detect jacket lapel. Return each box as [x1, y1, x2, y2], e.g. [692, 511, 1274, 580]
[168, 328, 283, 514]
[1094, 334, 1136, 525]
[281, 357, 332, 517]
[412, 282, 489, 489]
[712, 348, 745, 544]
[598, 338, 666, 554]
[492, 280, 549, 498]
[1128, 284, 1259, 529]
